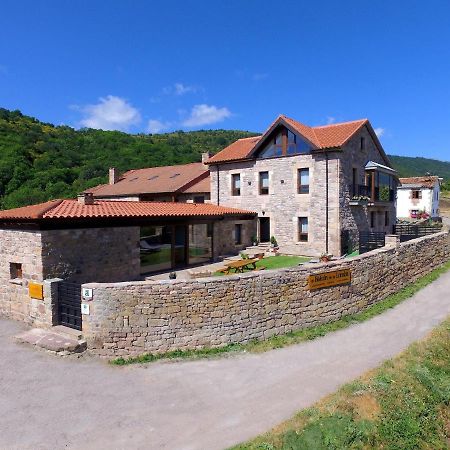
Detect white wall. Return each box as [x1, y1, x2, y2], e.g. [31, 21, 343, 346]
[397, 182, 440, 218]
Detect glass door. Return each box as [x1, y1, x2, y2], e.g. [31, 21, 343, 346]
[174, 225, 187, 267]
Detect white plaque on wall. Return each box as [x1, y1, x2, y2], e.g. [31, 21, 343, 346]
[82, 288, 93, 300]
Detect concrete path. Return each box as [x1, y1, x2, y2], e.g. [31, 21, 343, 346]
[1, 271, 449, 450]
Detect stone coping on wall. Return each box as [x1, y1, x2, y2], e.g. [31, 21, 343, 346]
[83, 230, 449, 290]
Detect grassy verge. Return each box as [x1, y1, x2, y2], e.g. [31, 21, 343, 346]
[111, 259, 450, 366]
[232, 318, 450, 450]
[213, 256, 310, 276]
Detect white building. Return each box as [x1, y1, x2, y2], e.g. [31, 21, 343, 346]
[397, 176, 442, 219]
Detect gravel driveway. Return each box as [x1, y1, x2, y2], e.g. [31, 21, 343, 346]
[1, 269, 449, 450]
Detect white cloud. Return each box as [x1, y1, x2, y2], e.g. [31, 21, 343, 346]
[77, 95, 141, 131]
[326, 116, 336, 125]
[174, 83, 196, 95]
[374, 127, 385, 137]
[182, 104, 232, 127]
[147, 119, 171, 134]
[252, 73, 268, 81]
[163, 83, 198, 96]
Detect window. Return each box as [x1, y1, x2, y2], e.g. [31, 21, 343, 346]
[298, 217, 308, 241]
[370, 211, 375, 228]
[385, 211, 389, 226]
[412, 190, 421, 199]
[259, 132, 283, 158]
[360, 137, 365, 150]
[231, 174, 241, 196]
[259, 171, 269, 195]
[10, 262, 23, 280]
[259, 127, 312, 158]
[298, 168, 309, 194]
[234, 224, 242, 245]
[193, 196, 205, 203]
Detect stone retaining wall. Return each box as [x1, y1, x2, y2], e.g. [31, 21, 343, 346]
[82, 231, 450, 356]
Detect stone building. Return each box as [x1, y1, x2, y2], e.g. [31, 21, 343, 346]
[397, 176, 442, 219]
[207, 115, 398, 256]
[0, 195, 255, 327]
[89, 155, 211, 203]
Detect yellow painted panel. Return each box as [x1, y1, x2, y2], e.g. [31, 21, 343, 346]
[29, 282, 44, 300]
[308, 269, 351, 290]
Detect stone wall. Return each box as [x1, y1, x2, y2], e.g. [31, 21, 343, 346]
[81, 230, 450, 357]
[0, 229, 48, 324]
[42, 227, 141, 283]
[210, 153, 341, 256]
[0, 226, 141, 327]
[338, 127, 397, 252]
[213, 218, 257, 258]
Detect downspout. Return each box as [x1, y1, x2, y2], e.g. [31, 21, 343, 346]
[216, 164, 220, 205]
[325, 152, 329, 254]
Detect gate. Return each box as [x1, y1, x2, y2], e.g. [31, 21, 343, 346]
[359, 232, 386, 254]
[58, 282, 82, 330]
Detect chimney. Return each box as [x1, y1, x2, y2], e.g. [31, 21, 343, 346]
[77, 192, 95, 205]
[109, 167, 119, 185]
[201, 152, 211, 167]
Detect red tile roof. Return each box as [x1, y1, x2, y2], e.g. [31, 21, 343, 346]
[0, 199, 256, 221]
[88, 162, 210, 197]
[207, 136, 262, 163]
[182, 175, 211, 193]
[207, 115, 369, 163]
[399, 176, 440, 189]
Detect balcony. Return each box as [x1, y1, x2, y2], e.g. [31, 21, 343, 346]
[349, 184, 395, 206]
[349, 184, 370, 206]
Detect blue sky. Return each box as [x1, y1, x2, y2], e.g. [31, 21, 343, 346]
[1, 1, 450, 160]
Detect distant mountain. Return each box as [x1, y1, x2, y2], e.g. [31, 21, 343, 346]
[0, 107, 448, 208]
[388, 155, 450, 180]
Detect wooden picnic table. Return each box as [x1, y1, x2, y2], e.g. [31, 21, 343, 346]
[225, 258, 259, 273]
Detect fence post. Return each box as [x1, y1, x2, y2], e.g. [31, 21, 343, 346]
[385, 234, 400, 248]
[43, 278, 63, 326]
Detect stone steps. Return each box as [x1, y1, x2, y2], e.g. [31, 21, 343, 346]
[15, 326, 87, 354]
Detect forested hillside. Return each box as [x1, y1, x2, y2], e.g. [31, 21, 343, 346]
[388, 155, 450, 181]
[0, 108, 256, 208]
[0, 107, 448, 208]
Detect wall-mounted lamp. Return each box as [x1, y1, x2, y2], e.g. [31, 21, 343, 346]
[262, 210, 265, 216]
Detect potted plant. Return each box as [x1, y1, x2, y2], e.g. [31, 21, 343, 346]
[169, 272, 177, 279]
[270, 236, 279, 254]
[251, 235, 259, 246]
[320, 253, 332, 263]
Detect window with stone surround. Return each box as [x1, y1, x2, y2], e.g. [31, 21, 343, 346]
[412, 190, 421, 199]
[297, 168, 309, 194]
[298, 217, 308, 241]
[259, 171, 269, 195]
[10, 262, 22, 280]
[231, 174, 241, 196]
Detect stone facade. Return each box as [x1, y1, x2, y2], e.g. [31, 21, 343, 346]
[42, 227, 141, 283]
[213, 219, 257, 258]
[80, 231, 450, 357]
[338, 126, 396, 253]
[210, 125, 396, 256]
[0, 226, 140, 327]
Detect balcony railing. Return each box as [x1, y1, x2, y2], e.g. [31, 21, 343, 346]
[350, 184, 370, 198]
[350, 184, 395, 203]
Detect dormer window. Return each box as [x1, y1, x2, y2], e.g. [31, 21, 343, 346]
[259, 127, 312, 158]
[170, 173, 180, 179]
